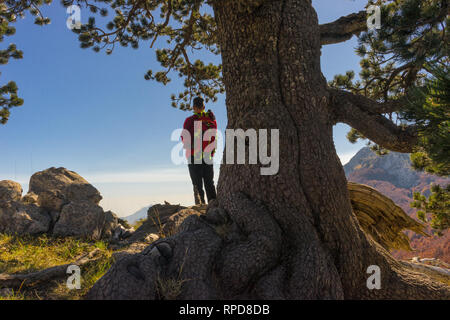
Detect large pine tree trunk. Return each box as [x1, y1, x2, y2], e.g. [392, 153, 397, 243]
[86, 0, 449, 300]
[212, 0, 449, 299]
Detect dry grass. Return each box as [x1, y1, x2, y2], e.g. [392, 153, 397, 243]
[0, 233, 113, 300]
[148, 207, 169, 238]
[156, 277, 189, 300]
[156, 247, 191, 300]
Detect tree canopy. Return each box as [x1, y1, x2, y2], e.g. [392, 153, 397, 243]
[329, 0, 448, 168]
[0, 0, 53, 124]
[412, 184, 450, 236]
[2, 0, 449, 169]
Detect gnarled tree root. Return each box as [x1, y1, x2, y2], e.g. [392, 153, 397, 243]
[85, 189, 450, 300]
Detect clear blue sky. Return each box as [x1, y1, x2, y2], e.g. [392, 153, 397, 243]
[0, 0, 368, 216]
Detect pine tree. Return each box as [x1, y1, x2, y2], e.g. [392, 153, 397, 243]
[404, 65, 450, 176]
[0, 0, 51, 124]
[406, 65, 449, 233]
[9, 0, 450, 299]
[412, 184, 450, 236]
[329, 0, 449, 234]
[330, 0, 448, 159]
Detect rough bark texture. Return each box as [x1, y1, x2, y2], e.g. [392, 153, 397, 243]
[86, 0, 450, 300]
[330, 89, 417, 153]
[320, 10, 367, 45]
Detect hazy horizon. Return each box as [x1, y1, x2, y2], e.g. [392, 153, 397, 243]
[0, 150, 359, 217]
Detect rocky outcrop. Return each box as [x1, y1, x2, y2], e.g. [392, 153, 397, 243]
[0, 167, 130, 241]
[111, 225, 135, 242]
[53, 201, 106, 240]
[114, 203, 204, 251]
[0, 179, 51, 236]
[29, 167, 102, 212]
[162, 208, 202, 236]
[148, 202, 187, 224]
[102, 211, 120, 239]
[0, 201, 51, 235]
[0, 180, 23, 203]
[124, 202, 187, 244]
[344, 147, 421, 189]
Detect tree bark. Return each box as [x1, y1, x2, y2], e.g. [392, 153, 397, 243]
[320, 10, 367, 45]
[212, 0, 449, 299]
[329, 89, 418, 153]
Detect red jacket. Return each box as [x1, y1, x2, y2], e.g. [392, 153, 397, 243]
[181, 110, 217, 160]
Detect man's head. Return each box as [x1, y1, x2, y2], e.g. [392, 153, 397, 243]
[193, 96, 205, 113]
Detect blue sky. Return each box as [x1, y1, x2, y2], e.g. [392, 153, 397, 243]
[0, 0, 369, 216]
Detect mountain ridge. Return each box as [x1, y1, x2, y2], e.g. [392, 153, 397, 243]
[123, 205, 152, 224]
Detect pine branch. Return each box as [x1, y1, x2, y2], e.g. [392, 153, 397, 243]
[320, 11, 367, 46]
[330, 88, 418, 153]
[329, 88, 404, 115]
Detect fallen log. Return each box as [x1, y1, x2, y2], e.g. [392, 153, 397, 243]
[0, 249, 102, 289]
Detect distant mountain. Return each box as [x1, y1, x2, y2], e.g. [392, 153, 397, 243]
[123, 205, 151, 224]
[344, 147, 423, 189]
[344, 147, 450, 263]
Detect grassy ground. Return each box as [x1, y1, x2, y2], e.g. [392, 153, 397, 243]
[0, 233, 113, 300]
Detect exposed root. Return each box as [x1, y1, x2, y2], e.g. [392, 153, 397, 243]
[348, 182, 428, 251]
[217, 192, 283, 297]
[84, 190, 450, 300]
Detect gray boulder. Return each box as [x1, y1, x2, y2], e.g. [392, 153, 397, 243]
[53, 201, 105, 240]
[124, 202, 186, 244]
[28, 167, 102, 212]
[103, 211, 134, 241]
[0, 168, 127, 241]
[0, 180, 22, 203]
[102, 210, 120, 239]
[0, 201, 51, 235]
[162, 208, 201, 236]
[111, 225, 135, 242]
[146, 202, 190, 234]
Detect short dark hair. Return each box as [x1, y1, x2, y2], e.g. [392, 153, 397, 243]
[193, 96, 204, 109]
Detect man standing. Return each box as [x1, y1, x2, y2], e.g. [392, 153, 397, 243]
[181, 97, 217, 205]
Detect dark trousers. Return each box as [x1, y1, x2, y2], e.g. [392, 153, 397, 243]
[188, 159, 217, 204]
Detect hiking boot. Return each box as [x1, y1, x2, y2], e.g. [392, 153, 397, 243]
[193, 186, 204, 205]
